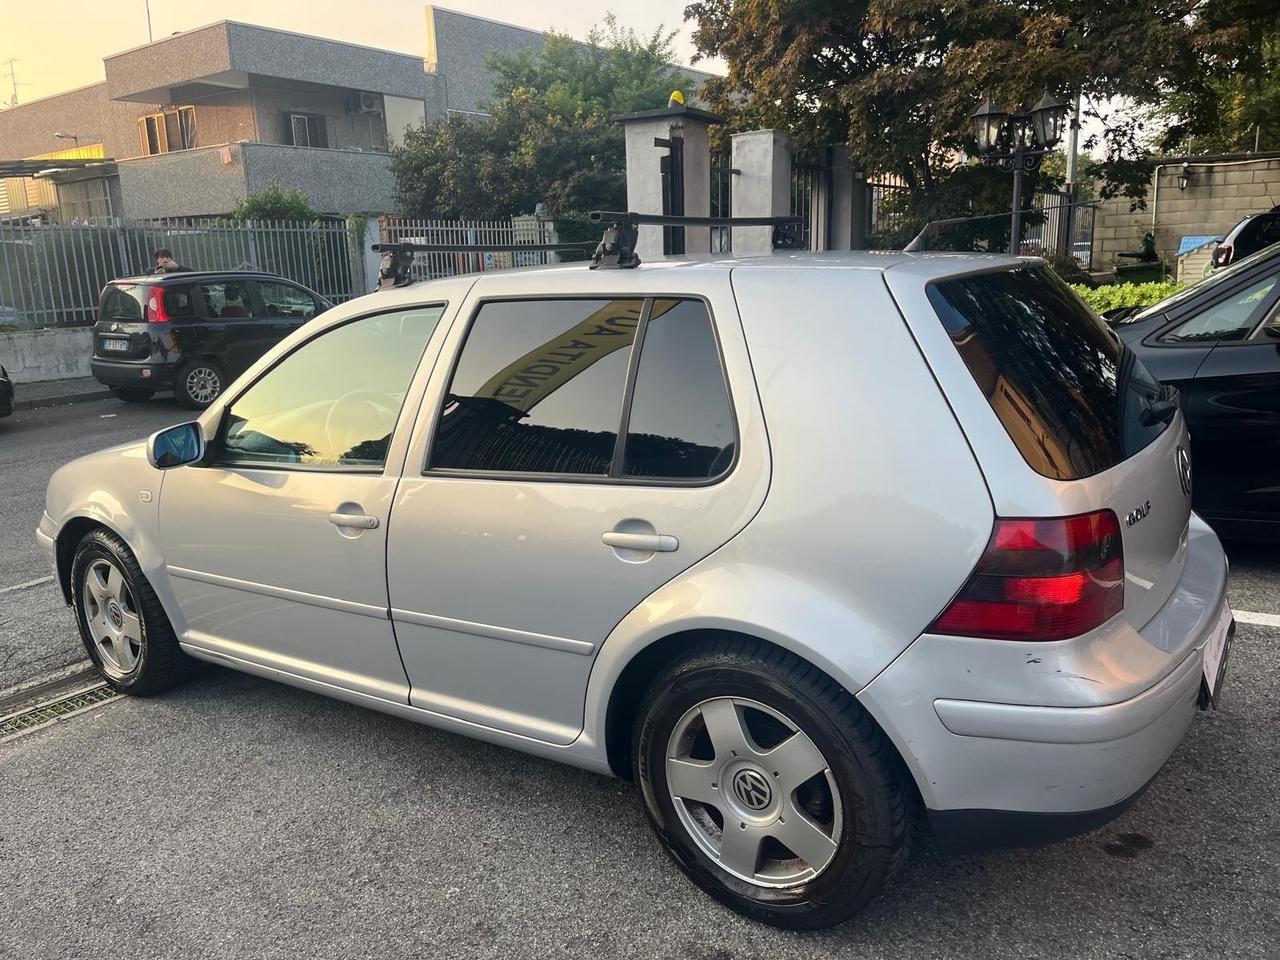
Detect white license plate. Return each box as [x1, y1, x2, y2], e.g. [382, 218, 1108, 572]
[1202, 602, 1234, 706]
[101, 338, 130, 352]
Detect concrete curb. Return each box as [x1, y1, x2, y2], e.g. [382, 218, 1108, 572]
[14, 387, 113, 411]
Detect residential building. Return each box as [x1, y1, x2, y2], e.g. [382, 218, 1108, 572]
[0, 6, 716, 222]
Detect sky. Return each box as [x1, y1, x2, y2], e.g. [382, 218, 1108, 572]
[1, 0, 716, 106]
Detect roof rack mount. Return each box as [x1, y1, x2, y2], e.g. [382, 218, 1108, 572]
[370, 210, 808, 286]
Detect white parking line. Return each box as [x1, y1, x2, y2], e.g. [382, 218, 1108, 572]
[1235, 609, 1280, 628]
[0, 576, 54, 596]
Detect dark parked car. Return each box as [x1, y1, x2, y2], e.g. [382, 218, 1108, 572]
[0, 361, 12, 419]
[1111, 241, 1280, 540]
[92, 272, 330, 409]
[1213, 206, 1280, 269]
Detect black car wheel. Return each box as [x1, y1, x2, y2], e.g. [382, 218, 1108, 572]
[109, 386, 155, 403]
[176, 359, 225, 409]
[71, 527, 193, 696]
[634, 638, 911, 929]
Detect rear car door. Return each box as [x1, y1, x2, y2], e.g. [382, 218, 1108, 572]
[1184, 281, 1280, 529]
[159, 304, 450, 699]
[385, 273, 768, 744]
[192, 279, 272, 379]
[253, 279, 323, 344]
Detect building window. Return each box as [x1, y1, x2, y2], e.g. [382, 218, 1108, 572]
[137, 107, 196, 156]
[287, 113, 329, 148]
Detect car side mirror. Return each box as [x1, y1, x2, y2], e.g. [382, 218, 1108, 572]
[1262, 323, 1280, 339]
[148, 421, 206, 469]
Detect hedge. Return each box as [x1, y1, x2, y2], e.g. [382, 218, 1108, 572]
[1070, 281, 1184, 314]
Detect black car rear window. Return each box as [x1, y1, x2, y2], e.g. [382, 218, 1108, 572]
[927, 268, 1171, 481]
[100, 284, 146, 322]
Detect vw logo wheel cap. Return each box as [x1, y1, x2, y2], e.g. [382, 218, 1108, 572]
[731, 769, 773, 811]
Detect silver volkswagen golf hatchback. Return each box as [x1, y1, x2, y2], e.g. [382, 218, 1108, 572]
[40, 251, 1233, 929]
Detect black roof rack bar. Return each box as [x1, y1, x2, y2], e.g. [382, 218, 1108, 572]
[371, 241, 597, 254]
[588, 211, 803, 228]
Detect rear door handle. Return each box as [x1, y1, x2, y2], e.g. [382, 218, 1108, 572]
[601, 531, 678, 552]
[329, 513, 379, 530]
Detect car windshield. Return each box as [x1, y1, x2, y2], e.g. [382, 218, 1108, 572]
[1122, 241, 1280, 323]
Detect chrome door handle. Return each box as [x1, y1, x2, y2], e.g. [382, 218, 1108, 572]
[601, 531, 678, 552]
[329, 513, 379, 530]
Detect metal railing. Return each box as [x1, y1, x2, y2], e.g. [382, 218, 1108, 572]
[379, 216, 554, 283]
[0, 217, 360, 328]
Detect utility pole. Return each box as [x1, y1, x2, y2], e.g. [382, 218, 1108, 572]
[146, 0, 154, 42]
[2, 59, 29, 108]
[1060, 93, 1082, 259]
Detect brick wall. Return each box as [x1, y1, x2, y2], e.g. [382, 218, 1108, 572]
[1092, 155, 1280, 269]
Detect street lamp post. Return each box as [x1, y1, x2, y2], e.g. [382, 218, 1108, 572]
[971, 90, 1069, 254]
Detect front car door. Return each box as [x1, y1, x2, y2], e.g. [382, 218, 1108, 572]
[159, 302, 451, 700]
[385, 270, 769, 744]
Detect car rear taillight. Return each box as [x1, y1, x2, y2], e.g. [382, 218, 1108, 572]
[146, 289, 170, 324]
[1213, 244, 1233, 268]
[929, 510, 1124, 642]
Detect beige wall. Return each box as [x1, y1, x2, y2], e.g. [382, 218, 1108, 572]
[1092, 156, 1280, 268]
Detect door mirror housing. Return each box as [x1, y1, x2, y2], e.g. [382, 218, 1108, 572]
[148, 421, 206, 469]
[1261, 323, 1280, 339]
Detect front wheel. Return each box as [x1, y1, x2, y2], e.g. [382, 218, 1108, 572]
[176, 359, 224, 409]
[71, 528, 192, 696]
[634, 639, 910, 929]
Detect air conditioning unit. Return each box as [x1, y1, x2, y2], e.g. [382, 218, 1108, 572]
[354, 92, 381, 115]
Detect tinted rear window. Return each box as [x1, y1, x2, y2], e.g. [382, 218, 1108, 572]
[927, 268, 1170, 480]
[100, 284, 146, 322]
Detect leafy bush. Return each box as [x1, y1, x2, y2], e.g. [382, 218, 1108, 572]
[232, 183, 317, 222]
[1070, 281, 1183, 314]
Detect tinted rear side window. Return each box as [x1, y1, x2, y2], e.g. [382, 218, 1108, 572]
[163, 285, 198, 320]
[100, 285, 146, 322]
[927, 268, 1169, 481]
[430, 299, 642, 475]
[623, 299, 735, 479]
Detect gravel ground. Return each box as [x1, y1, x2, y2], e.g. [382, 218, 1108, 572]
[2, 619, 1277, 960]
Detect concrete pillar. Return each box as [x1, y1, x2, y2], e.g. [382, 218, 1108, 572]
[730, 130, 791, 253]
[616, 106, 723, 260]
[826, 146, 868, 250]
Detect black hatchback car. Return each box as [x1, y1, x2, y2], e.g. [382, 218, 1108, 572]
[92, 272, 330, 409]
[1111, 242, 1280, 540]
[1212, 205, 1280, 269]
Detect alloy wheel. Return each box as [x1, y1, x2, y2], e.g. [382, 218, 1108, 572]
[665, 696, 843, 888]
[185, 366, 221, 405]
[81, 558, 143, 678]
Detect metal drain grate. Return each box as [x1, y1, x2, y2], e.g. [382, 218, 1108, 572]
[0, 683, 119, 740]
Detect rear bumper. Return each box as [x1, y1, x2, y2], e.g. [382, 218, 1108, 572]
[859, 514, 1230, 848]
[91, 358, 174, 389]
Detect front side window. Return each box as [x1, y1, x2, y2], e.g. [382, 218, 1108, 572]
[1160, 273, 1279, 344]
[431, 299, 642, 475]
[258, 281, 318, 319]
[219, 307, 444, 469]
[197, 282, 253, 319]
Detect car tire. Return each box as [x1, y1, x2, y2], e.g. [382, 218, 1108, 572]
[633, 638, 910, 930]
[176, 359, 225, 410]
[70, 527, 193, 696]
[109, 386, 155, 403]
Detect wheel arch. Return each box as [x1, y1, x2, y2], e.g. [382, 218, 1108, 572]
[54, 515, 118, 604]
[601, 627, 922, 812]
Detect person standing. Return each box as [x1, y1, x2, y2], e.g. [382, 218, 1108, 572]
[153, 248, 193, 273]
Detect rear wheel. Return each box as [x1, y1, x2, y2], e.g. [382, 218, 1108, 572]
[109, 386, 154, 403]
[634, 639, 910, 929]
[176, 359, 224, 409]
[71, 528, 192, 696]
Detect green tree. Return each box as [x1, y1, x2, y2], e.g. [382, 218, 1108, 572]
[232, 182, 318, 221]
[683, 0, 1276, 229]
[392, 17, 695, 219]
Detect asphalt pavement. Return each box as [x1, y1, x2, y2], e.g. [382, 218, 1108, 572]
[1, 393, 1279, 958]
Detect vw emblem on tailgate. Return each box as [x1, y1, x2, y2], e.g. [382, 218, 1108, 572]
[1176, 446, 1193, 497]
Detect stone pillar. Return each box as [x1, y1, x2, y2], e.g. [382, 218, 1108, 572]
[826, 146, 868, 250]
[730, 130, 791, 253]
[616, 106, 723, 260]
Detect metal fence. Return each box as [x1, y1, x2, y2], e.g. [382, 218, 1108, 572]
[0, 217, 359, 328]
[1022, 192, 1097, 267]
[710, 152, 733, 253]
[379, 216, 553, 282]
[869, 175, 912, 239]
[790, 163, 818, 249]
